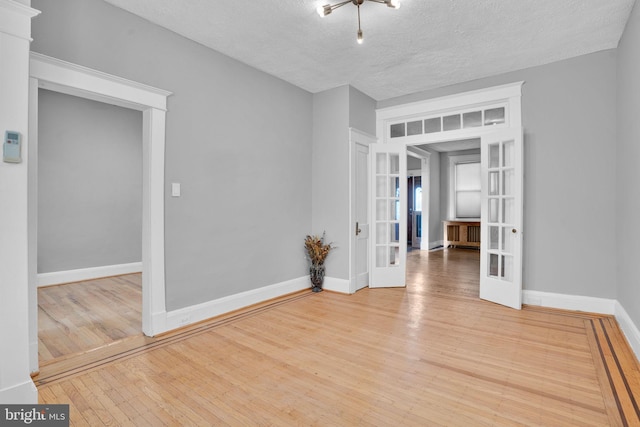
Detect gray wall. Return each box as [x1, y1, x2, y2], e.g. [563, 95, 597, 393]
[407, 156, 422, 170]
[379, 50, 618, 299]
[617, 1, 640, 328]
[32, 0, 313, 310]
[312, 86, 350, 280]
[349, 86, 377, 136]
[37, 90, 142, 273]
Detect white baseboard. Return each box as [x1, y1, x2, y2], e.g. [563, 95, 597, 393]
[165, 276, 310, 331]
[522, 290, 616, 315]
[37, 262, 142, 287]
[429, 240, 444, 250]
[29, 340, 38, 375]
[615, 301, 640, 361]
[522, 290, 640, 362]
[0, 379, 38, 404]
[321, 276, 350, 294]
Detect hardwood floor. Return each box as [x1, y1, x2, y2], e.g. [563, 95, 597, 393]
[35, 249, 640, 426]
[38, 274, 142, 364]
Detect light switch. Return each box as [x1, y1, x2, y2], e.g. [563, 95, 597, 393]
[171, 183, 181, 197]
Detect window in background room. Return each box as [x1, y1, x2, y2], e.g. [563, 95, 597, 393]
[455, 162, 481, 218]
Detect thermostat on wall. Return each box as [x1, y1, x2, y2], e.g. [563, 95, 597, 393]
[3, 131, 21, 163]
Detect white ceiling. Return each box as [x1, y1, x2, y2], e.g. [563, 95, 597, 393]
[103, 0, 636, 101]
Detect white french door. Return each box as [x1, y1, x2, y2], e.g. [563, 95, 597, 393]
[479, 128, 523, 309]
[370, 142, 407, 288]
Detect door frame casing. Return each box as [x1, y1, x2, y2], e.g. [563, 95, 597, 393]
[408, 146, 431, 250]
[27, 53, 171, 373]
[372, 82, 524, 294]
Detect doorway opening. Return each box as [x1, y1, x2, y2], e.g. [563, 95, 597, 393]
[407, 174, 422, 249]
[27, 52, 171, 374]
[406, 138, 482, 295]
[371, 82, 524, 307]
[36, 89, 143, 364]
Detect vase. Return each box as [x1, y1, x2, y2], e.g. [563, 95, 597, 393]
[309, 263, 325, 292]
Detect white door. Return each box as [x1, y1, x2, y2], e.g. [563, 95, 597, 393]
[354, 143, 370, 291]
[370, 142, 407, 288]
[479, 128, 523, 309]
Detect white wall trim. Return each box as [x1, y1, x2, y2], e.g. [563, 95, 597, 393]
[165, 276, 311, 330]
[522, 290, 616, 315]
[0, 0, 40, 41]
[0, 0, 39, 16]
[322, 276, 351, 294]
[30, 53, 170, 111]
[0, 380, 38, 404]
[37, 262, 143, 287]
[615, 301, 640, 361]
[523, 291, 640, 361]
[377, 82, 524, 121]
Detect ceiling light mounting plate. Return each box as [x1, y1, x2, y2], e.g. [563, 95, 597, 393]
[317, 0, 401, 44]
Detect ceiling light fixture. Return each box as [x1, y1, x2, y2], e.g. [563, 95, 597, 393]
[317, 0, 401, 44]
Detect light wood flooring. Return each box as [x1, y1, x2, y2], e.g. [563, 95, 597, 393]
[38, 274, 142, 364]
[35, 249, 640, 426]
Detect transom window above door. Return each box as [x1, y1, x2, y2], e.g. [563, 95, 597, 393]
[376, 82, 523, 144]
[389, 106, 506, 139]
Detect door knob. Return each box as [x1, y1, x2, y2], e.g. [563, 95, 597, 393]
[356, 222, 362, 236]
[512, 228, 517, 234]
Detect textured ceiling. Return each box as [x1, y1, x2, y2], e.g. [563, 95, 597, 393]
[102, 0, 635, 101]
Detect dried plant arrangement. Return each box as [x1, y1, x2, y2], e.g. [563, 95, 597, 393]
[304, 232, 334, 266]
[304, 232, 334, 292]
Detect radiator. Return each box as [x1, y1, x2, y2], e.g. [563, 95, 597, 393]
[443, 221, 481, 248]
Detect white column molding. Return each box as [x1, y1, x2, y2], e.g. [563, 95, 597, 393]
[0, 0, 40, 404]
[0, 0, 39, 41]
[27, 77, 39, 374]
[142, 108, 168, 336]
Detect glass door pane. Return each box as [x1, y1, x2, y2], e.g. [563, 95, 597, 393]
[371, 142, 407, 288]
[375, 153, 401, 268]
[485, 138, 517, 280]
